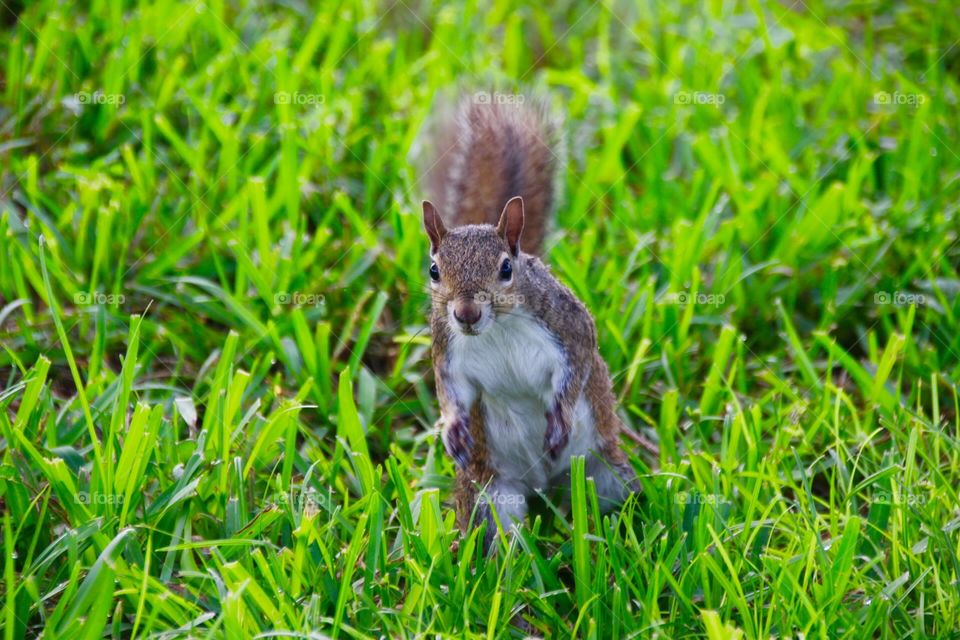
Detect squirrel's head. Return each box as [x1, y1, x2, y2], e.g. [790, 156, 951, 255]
[422, 196, 525, 336]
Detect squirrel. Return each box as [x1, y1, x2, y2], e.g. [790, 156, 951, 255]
[420, 97, 639, 549]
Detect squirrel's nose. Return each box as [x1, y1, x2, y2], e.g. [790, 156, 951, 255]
[453, 300, 481, 326]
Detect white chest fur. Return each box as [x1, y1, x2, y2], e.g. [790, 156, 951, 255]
[446, 310, 598, 491]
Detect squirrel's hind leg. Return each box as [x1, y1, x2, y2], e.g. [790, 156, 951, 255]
[582, 359, 639, 511]
[453, 403, 528, 552]
[585, 449, 638, 511]
[455, 473, 529, 553]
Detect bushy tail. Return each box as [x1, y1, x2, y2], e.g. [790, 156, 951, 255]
[419, 94, 562, 256]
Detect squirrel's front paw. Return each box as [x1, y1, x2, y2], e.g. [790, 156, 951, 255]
[544, 406, 570, 459]
[442, 416, 474, 469]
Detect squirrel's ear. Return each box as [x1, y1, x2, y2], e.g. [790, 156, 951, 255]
[496, 196, 524, 256]
[422, 200, 447, 254]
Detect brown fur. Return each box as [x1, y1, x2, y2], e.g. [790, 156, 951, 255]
[421, 101, 640, 549]
[423, 98, 560, 256]
[426, 215, 636, 543]
[452, 402, 495, 533]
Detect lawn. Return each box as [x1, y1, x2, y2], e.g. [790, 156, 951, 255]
[1, 0, 960, 637]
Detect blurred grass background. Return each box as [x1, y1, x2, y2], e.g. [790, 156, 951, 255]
[1, 0, 960, 637]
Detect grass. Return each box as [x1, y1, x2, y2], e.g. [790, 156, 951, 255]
[1, 0, 960, 637]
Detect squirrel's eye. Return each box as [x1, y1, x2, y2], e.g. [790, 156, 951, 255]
[429, 262, 440, 282]
[499, 259, 512, 280]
